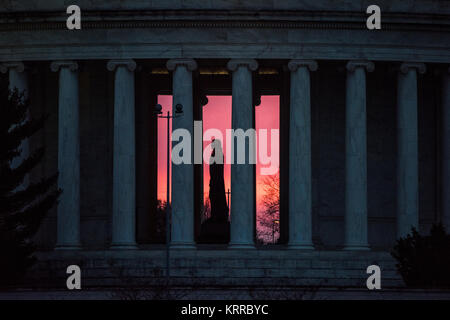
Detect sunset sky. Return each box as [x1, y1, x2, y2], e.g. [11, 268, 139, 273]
[156, 95, 279, 223]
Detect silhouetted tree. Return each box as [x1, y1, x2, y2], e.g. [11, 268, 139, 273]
[258, 173, 280, 244]
[0, 84, 60, 287]
[261, 174, 280, 217]
[391, 223, 450, 288]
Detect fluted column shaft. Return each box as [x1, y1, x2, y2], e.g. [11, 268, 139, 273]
[51, 61, 81, 249]
[167, 59, 197, 248]
[344, 60, 374, 250]
[227, 59, 258, 248]
[107, 59, 137, 249]
[442, 68, 450, 232]
[397, 62, 426, 237]
[287, 60, 317, 249]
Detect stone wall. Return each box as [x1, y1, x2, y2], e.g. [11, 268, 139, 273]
[1, 2, 449, 64]
[78, 62, 115, 248]
[27, 250, 403, 289]
[1, 0, 449, 14]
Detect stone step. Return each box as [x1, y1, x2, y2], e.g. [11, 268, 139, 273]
[22, 249, 404, 289]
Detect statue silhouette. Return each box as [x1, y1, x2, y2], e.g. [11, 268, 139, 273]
[199, 138, 230, 243]
[208, 139, 229, 222]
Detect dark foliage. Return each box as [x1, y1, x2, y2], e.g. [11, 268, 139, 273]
[391, 223, 450, 288]
[0, 84, 60, 287]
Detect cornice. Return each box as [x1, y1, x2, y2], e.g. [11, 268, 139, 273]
[0, 15, 450, 32]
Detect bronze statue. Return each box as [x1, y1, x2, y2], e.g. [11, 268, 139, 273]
[199, 138, 230, 243]
[208, 139, 229, 222]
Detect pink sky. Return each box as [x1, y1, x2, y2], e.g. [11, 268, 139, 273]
[156, 95, 279, 217]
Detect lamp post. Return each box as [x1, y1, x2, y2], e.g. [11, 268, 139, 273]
[155, 103, 183, 281]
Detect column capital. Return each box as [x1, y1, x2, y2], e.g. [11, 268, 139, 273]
[166, 59, 197, 71]
[288, 60, 318, 72]
[346, 60, 374, 73]
[107, 59, 136, 72]
[51, 61, 78, 72]
[227, 59, 258, 72]
[400, 62, 426, 74]
[0, 62, 25, 74]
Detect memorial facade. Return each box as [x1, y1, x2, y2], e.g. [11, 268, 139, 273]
[1, 0, 449, 288]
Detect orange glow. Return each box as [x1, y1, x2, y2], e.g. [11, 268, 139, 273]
[255, 96, 280, 214]
[202, 96, 232, 210]
[156, 95, 280, 225]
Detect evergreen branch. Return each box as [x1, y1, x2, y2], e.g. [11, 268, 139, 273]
[2, 173, 58, 214]
[0, 147, 45, 195]
[13, 188, 61, 239]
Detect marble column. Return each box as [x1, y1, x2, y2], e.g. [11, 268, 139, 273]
[442, 67, 450, 232]
[227, 59, 258, 248]
[50, 61, 81, 249]
[107, 59, 137, 249]
[397, 62, 426, 238]
[287, 60, 317, 249]
[1, 62, 29, 178]
[167, 59, 197, 248]
[344, 60, 374, 250]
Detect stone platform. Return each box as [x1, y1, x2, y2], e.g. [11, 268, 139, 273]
[3, 287, 450, 300]
[22, 248, 403, 290]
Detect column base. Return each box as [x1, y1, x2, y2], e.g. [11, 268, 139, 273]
[343, 245, 370, 251]
[110, 243, 137, 250]
[287, 244, 314, 250]
[55, 244, 81, 250]
[228, 243, 255, 249]
[170, 242, 196, 249]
